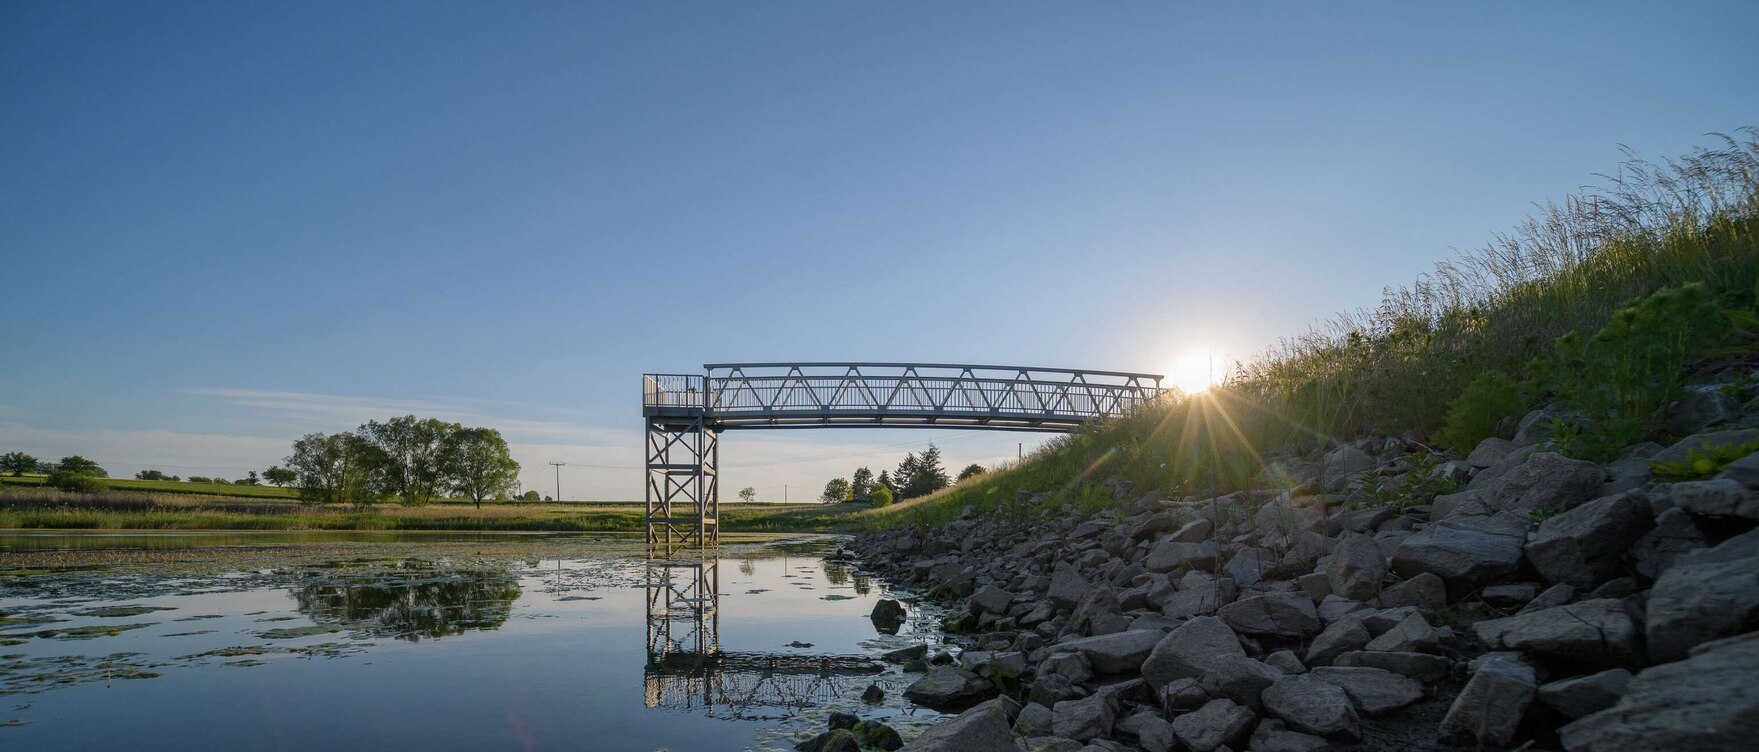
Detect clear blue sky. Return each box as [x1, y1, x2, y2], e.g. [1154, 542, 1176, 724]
[3, 1, 1756, 498]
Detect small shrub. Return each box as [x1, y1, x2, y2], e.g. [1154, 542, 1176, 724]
[1546, 415, 1635, 463]
[869, 486, 894, 508]
[48, 470, 108, 492]
[1436, 370, 1539, 451]
[1652, 437, 1759, 481]
[1549, 283, 1726, 441]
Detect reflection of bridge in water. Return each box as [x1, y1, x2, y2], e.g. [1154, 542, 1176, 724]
[643, 555, 884, 720]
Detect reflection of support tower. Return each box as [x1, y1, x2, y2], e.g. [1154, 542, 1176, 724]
[642, 374, 719, 546]
[642, 553, 887, 720]
[644, 555, 721, 708]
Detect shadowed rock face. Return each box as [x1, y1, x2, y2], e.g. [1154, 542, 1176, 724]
[1560, 632, 1759, 752]
[850, 411, 1759, 752]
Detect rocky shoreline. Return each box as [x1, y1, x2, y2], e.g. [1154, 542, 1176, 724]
[844, 417, 1759, 751]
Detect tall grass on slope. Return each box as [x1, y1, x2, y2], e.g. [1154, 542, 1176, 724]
[867, 129, 1759, 530]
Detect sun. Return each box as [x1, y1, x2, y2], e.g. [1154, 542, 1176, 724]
[1166, 352, 1217, 394]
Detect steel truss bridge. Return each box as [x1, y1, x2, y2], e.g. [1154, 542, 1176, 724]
[642, 362, 1164, 545]
[643, 557, 884, 718]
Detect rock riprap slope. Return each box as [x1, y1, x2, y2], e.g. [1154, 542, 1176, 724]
[849, 410, 1759, 751]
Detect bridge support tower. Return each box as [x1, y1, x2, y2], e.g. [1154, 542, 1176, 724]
[644, 413, 718, 546]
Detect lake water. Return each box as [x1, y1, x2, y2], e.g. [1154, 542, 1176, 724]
[0, 531, 949, 751]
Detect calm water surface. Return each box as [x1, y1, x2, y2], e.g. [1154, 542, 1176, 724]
[0, 531, 948, 751]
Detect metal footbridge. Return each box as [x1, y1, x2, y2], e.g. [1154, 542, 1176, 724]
[641, 362, 1163, 544]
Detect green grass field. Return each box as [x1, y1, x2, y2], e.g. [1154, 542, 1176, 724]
[0, 486, 867, 533]
[0, 474, 302, 499]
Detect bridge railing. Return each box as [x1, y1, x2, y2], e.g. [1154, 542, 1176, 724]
[644, 373, 706, 410]
[645, 364, 1163, 429]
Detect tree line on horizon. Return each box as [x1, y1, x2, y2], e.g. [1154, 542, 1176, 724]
[799, 443, 986, 506]
[1, 415, 524, 507]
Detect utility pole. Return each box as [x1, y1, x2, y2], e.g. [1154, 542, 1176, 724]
[549, 461, 564, 502]
[1018, 442, 1023, 461]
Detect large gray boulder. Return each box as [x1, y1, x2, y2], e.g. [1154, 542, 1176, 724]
[1142, 616, 1245, 689]
[904, 667, 996, 710]
[1477, 451, 1605, 515]
[1050, 692, 1114, 742]
[1525, 491, 1654, 588]
[1218, 592, 1321, 639]
[1467, 437, 1518, 468]
[1473, 599, 1640, 667]
[1223, 546, 1277, 588]
[1333, 651, 1452, 683]
[1198, 654, 1284, 707]
[1645, 528, 1759, 663]
[1665, 385, 1741, 435]
[1559, 632, 1759, 752]
[1377, 571, 1448, 612]
[1248, 719, 1329, 752]
[1391, 511, 1527, 589]
[1630, 507, 1709, 580]
[1155, 573, 1235, 619]
[1057, 629, 1162, 675]
[1171, 698, 1256, 752]
[1540, 668, 1632, 720]
[1262, 673, 1360, 739]
[901, 702, 1016, 752]
[969, 584, 1014, 615]
[1144, 539, 1219, 573]
[1310, 665, 1425, 716]
[1438, 657, 1537, 749]
[1660, 478, 1759, 520]
[1131, 712, 1177, 752]
[1305, 617, 1370, 667]
[1326, 534, 1387, 601]
[1322, 445, 1375, 492]
[1364, 611, 1441, 654]
[1719, 449, 1759, 489]
[1048, 567, 1087, 611]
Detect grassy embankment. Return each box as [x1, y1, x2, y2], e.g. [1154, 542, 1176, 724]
[859, 129, 1759, 530]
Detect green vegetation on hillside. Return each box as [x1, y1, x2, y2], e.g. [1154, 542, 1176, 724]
[868, 129, 1759, 529]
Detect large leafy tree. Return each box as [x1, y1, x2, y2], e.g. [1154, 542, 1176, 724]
[263, 466, 297, 487]
[286, 431, 381, 506]
[358, 416, 461, 506]
[55, 455, 107, 478]
[444, 427, 520, 508]
[820, 477, 852, 503]
[738, 487, 757, 503]
[0, 452, 37, 477]
[850, 466, 874, 500]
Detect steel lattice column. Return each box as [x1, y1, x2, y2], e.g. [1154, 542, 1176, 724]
[644, 416, 719, 546]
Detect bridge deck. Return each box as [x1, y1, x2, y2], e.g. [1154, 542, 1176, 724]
[643, 362, 1162, 432]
